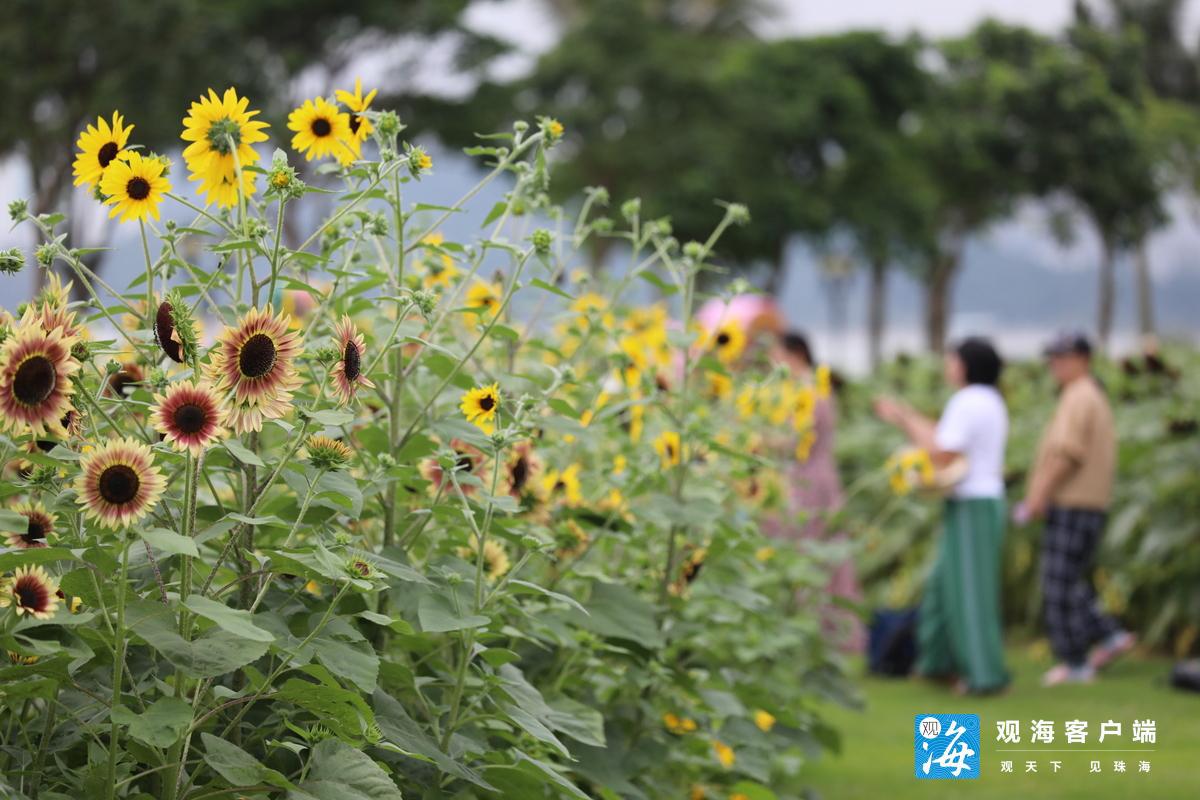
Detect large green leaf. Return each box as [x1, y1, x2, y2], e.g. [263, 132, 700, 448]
[372, 689, 494, 790]
[201, 733, 293, 789]
[126, 599, 269, 678]
[416, 591, 489, 633]
[289, 739, 402, 800]
[110, 697, 192, 747]
[576, 581, 664, 648]
[184, 596, 275, 643]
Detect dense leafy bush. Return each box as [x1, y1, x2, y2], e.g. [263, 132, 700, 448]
[0, 87, 852, 799]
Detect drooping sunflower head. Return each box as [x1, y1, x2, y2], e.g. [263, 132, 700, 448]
[330, 316, 374, 405]
[181, 87, 269, 178]
[0, 310, 80, 437]
[6, 501, 56, 549]
[75, 437, 166, 530]
[460, 383, 501, 435]
[150, 381, 228, 455]
[154, 299, 185, 363]
[335, 79, 378, 144]
[305, 435, 353, 471]
[99, 151, 171, 224]
[206, 306, 303, 431]
[457, 535, 510, 581]
[72, 111, 134, 189]
[288, 97, 356, 165]
[0, 565, 60, 620]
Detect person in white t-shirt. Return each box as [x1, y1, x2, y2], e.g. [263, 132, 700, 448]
[874, 337, 1010, 694]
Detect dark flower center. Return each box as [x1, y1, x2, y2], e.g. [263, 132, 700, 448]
[478, 395, 495, 412]
[98, 142, 120, 168]
[35, 439, 57, 453]
[13, 355, 56, 406]
[343, 341, 362, 381]
[238, 333, 277, 378]
[126, 177, 151, 201]
[98, 464, 140, 505]
[716, 332, 730, 346]
[312, 117, 332, 137]
[352, 560, 370, 577]
[109, 370, 138, 398]
[15, 578, 49, 612]
[349, 115, 363, 134]
[22, 518, 47, 546]
[455, 452, 474, 473]
[510, 457, 528, 491]
[155, 301, 183, 362]
[173, 402, 208, 435]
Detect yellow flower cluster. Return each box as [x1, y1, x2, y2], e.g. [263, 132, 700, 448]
[886, 448, 936, 495]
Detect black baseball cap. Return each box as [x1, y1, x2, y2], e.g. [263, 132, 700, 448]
[1043, 331, 1093, 358]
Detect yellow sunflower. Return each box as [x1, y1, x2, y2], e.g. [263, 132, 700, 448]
[288, 97, 356, 166]
[541, 464, 583, 507]
[75, 437, 166, 530]
[465, 280, 502, 320]
[457, 534, 511, 581]
[0, 310, 80, 437]
[460, 383, 501, 434]
[705, 321, 746, 364]
[653, 430, 682, 468]
[72, 111, 134, 189]
[99, 152, 170, 223]
[181, 87, 269, 206]
[420, 233, 459, 289]
[335, 78, 377, 149]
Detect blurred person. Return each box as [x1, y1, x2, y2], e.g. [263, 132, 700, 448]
[1017, 332, 1134, 687]
[768, 331, 864, 651]
[874, 338, 1009, 694]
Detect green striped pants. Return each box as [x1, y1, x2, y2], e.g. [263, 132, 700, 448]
[916, 497, 1009, 693]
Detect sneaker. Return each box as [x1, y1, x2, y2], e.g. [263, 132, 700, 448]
[1089, 631, 1136, 671]
[1041, 663, 1095, 687]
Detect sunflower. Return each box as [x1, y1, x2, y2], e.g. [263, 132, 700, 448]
[6, 501, 56, 549]
[150, 381, 227, 455]
[465, 280, 502, 319]
[206, 306, 303, 434]
[0, 311, 80, 437]
[154, 300, 185, 363]
[705, 321, 746, 364]
[502, 440, 543, 499]
[181, 88, 269, 206]
[704, 370, 733, 401]
[419, 233, 459, 289]
[419, 440, 488, 497]
[457, 534, 510, 581]
[288, 97, 355, 166]
[335, 79, 377, 149]
[0, 565, 59, 620]
[460, 383, 501, 434]
[72, 111, 134, 189]
[33, 274, 85, 342]
[541, 464, 583, 507]
[75, 437, 166, 530]
[99, 152, 171, 223]
[104, 361, 144, 400]
[330, 316, 374, 405]
[305, 435, 353, 471]
[653, 430, 682, 468]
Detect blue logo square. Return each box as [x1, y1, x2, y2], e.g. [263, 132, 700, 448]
[914, 713, 980, 779]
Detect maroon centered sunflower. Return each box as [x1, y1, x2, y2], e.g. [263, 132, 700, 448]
[150, 381, 228, 455]
[418, 439, 489, 497]
[0, 565, 59, 620]
[75, 437, 166, 530]
[330, 315, 374, 405]
[0, 311, 80, 437]
[154, 299, 185, 363]
[206, 306, 303, 434]
[502, 440, 543, 499]
[5, 501, 56, 549]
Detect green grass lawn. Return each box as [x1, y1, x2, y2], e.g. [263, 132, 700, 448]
[804, 641, 1200, 799]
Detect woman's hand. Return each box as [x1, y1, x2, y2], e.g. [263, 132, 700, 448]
[873, 395, 905, 425]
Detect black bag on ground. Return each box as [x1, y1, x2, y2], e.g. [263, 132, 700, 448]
[868, 607, 918, 677]
[1170, 659, 1200, 693]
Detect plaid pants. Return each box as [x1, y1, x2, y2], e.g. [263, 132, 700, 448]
[1041, 506, 1121, 666]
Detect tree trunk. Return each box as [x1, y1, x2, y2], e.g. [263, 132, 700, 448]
[867, 256, 887, 370]
[924, 250, 958, 354]
[1133, 237, 1155, 338]
[1097, 235, 1116, 354]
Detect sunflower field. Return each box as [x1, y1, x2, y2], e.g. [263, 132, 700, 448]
[0, 86, 855, 799]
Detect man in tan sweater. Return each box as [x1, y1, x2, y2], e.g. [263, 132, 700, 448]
[1020, 332, 1134, 687]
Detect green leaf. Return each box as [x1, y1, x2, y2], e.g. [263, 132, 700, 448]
[529, 278, 572, 299]
[127, 599, 270, 677]
[309, 408, 355, 427]
[111, 697, 192, 748]
[141, 527, 199, 558]
[373, 689, 494, 790]
[224, 438, 266, 467]
[0, 547, 79, 572]
[290, 739, 402, 800]
[576, 581, 663, 648]
[545, 696, 606, 747]
[201, 733, 293, 789]
[277, 675, 373, 740]
[184, 596, 275, 643]
[417, 592, 489, 633]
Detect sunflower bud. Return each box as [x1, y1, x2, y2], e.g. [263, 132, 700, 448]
[70, 341, 92, 363]
[682, 241, 704, 260]
[620, 199, 641, 222]
[725, 203, 750, 225]
[245, 217, 270, 240]
[8, 199, 28, 222]
[531, 229, 552, 254]
[0, 248, 24, 275]
[513, 120, 529, 134]
[34, 243, 56, 268]
[305, 435, 353, 471]
[375, 110, 402, 141]
[541, 117, 564, 142]
[407, 145, 432, 177]
[267, 152, 305, 200]
[411, 289, 437, 318]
